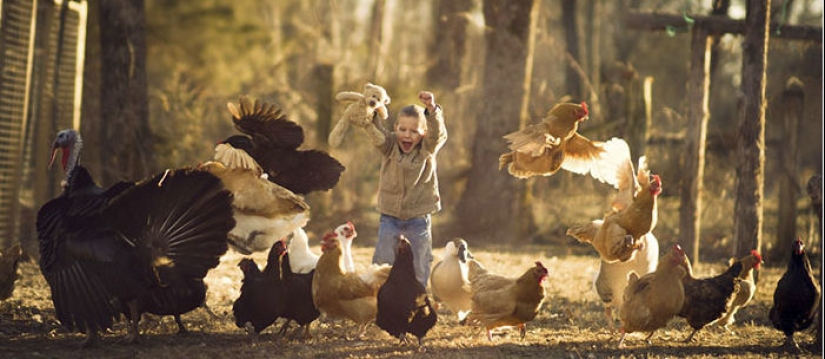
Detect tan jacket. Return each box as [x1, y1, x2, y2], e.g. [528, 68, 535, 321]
[370, 106, 447, 220]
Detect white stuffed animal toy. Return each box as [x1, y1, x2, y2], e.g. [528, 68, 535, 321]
[328, 83, 391, 147]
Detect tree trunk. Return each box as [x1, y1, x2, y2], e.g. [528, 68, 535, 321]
[734, 0, 770, 258]
[81, 0, 102, 181]
[561, 0, 581, 100]
[679, 27, 712, 267]
[585, 0, 601, 120]
[772, 77, 803, 263]
[455, 0, 537, 242]
[806, 174, 823, 347]
[98, 0, 154, 183]
[426, 0, 473, 90]
[368, 0, 387, 79]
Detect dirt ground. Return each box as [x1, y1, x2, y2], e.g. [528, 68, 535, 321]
[0, 242, 821, 359]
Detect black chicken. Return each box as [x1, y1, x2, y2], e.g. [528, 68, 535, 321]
[36, 129, 234, 347]
[272, 240, 319, 340]
[232, 244, 287, 335]
[375, 235, 437, 348]
[124, 278, 210, 334]
[217, 97, 345, 195]
[677, 258, 744, 342]
[0, 243, 22, 302]
[770, 237, 821, 350]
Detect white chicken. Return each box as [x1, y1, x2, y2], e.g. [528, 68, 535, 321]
[287, 227, 319, 274]
[593, 232, 659, 332]
[328, 222, 357, 273]
[430, 238, 474, 321]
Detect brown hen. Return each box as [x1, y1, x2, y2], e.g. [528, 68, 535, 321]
[311, 231, 390, 338]
[464, 259, 547, 341]
[568, 157, 662, 263]
[499, 102, 630, 188]
[618, 244, 689, 347]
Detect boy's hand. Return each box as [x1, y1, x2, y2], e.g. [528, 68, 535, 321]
[418, 91, 436, 113]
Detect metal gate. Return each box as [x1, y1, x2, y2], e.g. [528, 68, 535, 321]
[0, 0, 87, 251]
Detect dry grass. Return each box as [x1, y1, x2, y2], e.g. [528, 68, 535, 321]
[0, 241, 820, 359]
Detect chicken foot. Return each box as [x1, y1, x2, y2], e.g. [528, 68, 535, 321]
[683, 328, 700, 343]
[79, 330, 99, 349]
[174, 314, 188, 334]
[124, 301, 141, 344]
[603, 306, 616, 333]
[782, 335, 802, 352]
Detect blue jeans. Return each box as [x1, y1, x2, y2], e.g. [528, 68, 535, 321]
[372, 214, 433, 287]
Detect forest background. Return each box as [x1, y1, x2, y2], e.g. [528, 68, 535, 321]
[51, 0, 823, 267]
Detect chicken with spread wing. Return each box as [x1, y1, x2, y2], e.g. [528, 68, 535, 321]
[218, 96, 345, 195]
[567, 156, 662, 263]
[499, 102, 630, 188]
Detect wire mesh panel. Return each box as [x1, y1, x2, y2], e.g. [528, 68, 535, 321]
[0, 0, 86, 251]
[0, 0, 37, 249]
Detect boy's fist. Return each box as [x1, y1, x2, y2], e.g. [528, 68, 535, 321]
[418, 91, 436, 113]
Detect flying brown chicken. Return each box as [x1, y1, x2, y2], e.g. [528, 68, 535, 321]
[499, 102, 629, 188]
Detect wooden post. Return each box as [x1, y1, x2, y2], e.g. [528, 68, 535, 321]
[734, 0, 770, 258]
[774, 77, 804, 263]
[806, 174, 823, 347]
[679, 26, 712, 266]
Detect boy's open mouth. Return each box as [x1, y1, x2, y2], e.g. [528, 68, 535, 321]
[400, 140, 415, 152]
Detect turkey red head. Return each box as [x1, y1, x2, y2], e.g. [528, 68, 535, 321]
[49, 129, 82, 172]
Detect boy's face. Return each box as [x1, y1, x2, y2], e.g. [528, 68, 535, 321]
[395, 115, 425, 153]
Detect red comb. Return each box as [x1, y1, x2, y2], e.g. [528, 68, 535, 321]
[750, 250, 762, 261]
[580, 102, 589, 115]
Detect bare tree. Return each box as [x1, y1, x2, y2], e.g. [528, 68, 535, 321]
[561, 0, 582, 100]
[455, 0, 538, 241]
[98, 0, 155, 183]
[427, 0, 474, 91]
[734, 0, 771, 257]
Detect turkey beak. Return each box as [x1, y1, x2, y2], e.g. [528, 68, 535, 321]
[48, 147, 59, 170]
